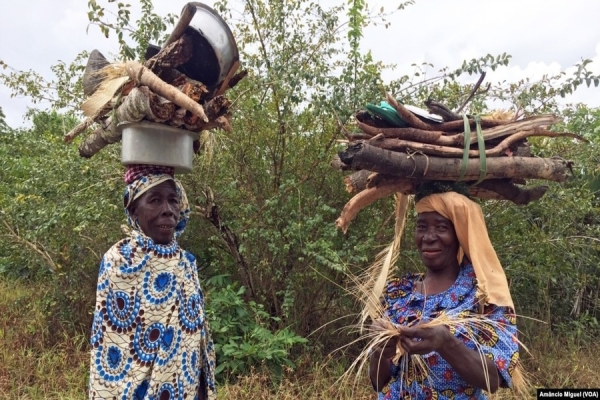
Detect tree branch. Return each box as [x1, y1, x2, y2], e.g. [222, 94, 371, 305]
[2, 220, 58, 272]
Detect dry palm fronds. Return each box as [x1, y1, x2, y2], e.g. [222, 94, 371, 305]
[354, 193, 410, 330]
[81, 72, 129, 117]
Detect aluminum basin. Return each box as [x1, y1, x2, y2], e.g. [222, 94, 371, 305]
[120, 121, 199, 173]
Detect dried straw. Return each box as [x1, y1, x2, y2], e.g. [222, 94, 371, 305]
[355, 193, 410, 331]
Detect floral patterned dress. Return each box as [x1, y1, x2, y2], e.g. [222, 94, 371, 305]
[376, 263, 519, 400]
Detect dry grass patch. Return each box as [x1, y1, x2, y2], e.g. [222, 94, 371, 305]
[0, 278, 88, 399]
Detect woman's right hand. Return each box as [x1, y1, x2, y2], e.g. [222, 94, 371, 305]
[370, 319, 400, 359]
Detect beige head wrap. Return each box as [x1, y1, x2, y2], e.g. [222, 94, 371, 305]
[414, 191, 515, 311]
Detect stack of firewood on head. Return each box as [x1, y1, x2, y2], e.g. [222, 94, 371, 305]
[333, 93, 587, 233]
[64, 17, 247, 159]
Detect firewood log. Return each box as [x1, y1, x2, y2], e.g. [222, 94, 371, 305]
[78, 87, 175, 157]
[366, 128, 584, 158]
[337, 142, 572, 182]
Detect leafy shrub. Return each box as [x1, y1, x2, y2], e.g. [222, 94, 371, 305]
[204, 274, 308, 380]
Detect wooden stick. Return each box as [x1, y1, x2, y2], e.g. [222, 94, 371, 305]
[144, 34, 193, 70]
[432, 115, 559, 147]
[356, 115, 559, 147]
[336, 182, 415, 233]
[227, 69, 248, 90]
[215, 60, 241, 97]
[435, 117, 510, 132]
[478, 115, 559, 142]
[456, 71, 486, 113]
[357, 121, 442, 143]
[63, 106, 110, 143]
[386, 94, 434, 131]
[338, 142, 572, 182]
[370, 128, 585, 158]
[124, 61, 209, 122]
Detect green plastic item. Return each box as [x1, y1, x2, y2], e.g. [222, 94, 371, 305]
[365, 101, 408, 128]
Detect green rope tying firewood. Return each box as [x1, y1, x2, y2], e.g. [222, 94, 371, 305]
[457, 115, 487, 185]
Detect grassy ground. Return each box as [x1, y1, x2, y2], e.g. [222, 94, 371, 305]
[1, 278, 598, 400]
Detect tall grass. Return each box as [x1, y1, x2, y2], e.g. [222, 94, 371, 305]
[0, 278, 89, 399]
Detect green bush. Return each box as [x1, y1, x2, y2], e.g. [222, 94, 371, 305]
[205, 274, 308, 381]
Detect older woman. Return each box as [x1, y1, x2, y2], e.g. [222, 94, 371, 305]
[89, 165, 216, 400]
[369, 188, 521, 399]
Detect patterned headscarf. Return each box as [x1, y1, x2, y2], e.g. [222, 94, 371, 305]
[123, 164, 190, 239]
[415, 191, 515, 310]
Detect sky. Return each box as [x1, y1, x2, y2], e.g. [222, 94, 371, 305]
[1, 0, 599, 128]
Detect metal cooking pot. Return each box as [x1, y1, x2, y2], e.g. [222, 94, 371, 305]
[120, 121, 199, 173]
[146, 2, 239, 88]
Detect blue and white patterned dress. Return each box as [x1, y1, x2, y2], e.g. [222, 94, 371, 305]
[376, 263, 519, 400]
[89, 173, 216, 400]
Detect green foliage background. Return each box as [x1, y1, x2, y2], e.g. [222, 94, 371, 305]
[1, 0, 599, 393]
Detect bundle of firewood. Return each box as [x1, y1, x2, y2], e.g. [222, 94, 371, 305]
[333, 93, 586, 233]
[64, 32, 247, 157]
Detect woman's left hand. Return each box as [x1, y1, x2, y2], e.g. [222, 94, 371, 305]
[398, 325, 451, 355]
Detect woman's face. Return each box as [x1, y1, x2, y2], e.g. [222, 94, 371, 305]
[130, 180, 180, 244]
[415, 211, 460, 272]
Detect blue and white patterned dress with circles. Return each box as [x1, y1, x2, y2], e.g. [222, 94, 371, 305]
[123, 379, 150, 400]
[89, 229, 216, 399]
[89, 310, 104, 346]
[179, 290, 204, 332]
[155, 326, 181, 367]
[143, 270, 177, 306]
[106, 289, 141, 329]
[94, 344, 132, 383]
[182, 350, 203, 386]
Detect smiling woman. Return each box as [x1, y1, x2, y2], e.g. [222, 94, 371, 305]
[88, 164, 216, 400]
[368, 186, 523, 399]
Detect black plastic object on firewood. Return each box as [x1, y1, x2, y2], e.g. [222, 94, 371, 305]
[146, 2, 239, 88]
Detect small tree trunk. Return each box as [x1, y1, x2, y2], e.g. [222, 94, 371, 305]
[343, 170, 372, 193]
[338, 142, 572, 182]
